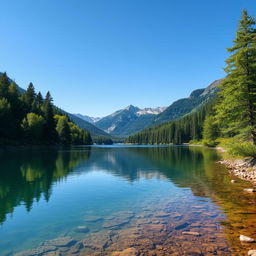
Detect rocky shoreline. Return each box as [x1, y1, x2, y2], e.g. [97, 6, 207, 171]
[218, 158, 256, 185]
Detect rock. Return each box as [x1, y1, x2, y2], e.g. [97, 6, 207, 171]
[154, 211, 170, 217]
[175, 222, 189, 230]
[102, 217, 130, 229]
[248, 250, 256, 255]
[244, 188, 256, 193]
[41, 237, 76, 247]
[14, 246, 57, 256]
[111, 247, 139, 256]
[240, 235, 255, 243]
[74, 225, 90, 233]
[43, 252, 62, 256]
[231, 180, 236, 183]
[182, 231, 201, 236]
[83, 231, 114, 249]
[84, 216, 103, 222]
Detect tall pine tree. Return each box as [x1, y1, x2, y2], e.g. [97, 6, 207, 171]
[215, 10, 256, 144]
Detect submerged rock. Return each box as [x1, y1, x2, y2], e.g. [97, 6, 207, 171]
[182, 231, 201, 236]
[111, 247, 139, 256]
[154, 211, 170, 218]
[41, 237, 76, 247]
[74, 225, 90, 233]
[14, 246, 57, 256]
[84, 216, 103, 222]
[175, 222, 189, 230]
[240, 235, 255, 243]
[83, 231, 115, 249]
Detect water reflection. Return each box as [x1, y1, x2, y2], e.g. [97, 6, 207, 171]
[0, 148, 91, 224]
[0, 146, 255, 255]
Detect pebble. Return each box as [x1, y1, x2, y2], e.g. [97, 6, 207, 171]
[248, 250, 256, 256]
[240, 235, 255, 243]
[244, 188, 256, 193]
[182, 231, 201, 236]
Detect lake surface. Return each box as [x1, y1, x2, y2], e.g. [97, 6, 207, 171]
[0, 145, 256, 256]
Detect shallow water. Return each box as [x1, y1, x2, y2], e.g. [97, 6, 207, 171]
[0, 145, 255, 255]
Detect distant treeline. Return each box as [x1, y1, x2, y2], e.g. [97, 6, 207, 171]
[0, 73, 92, 145]
[126, 100, 214, 145]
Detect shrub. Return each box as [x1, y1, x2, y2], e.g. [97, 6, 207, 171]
[228, 142, 256, 158]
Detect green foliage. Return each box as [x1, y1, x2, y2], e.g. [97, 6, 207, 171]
[55, 115, 71, 144]
[0, 73, 92, 145]
[215, 10, 256, 144]
[22, 113, 45, 140]
[202, 115, 219, 146]
[228, 142, 256, 158]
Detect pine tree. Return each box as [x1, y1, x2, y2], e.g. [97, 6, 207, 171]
[202, 115, 219, 146]
[0, 73, 10, 98]
[215, 10, 256, 144]
[22, 83, 36, 112]
[43, 92, 58, 143]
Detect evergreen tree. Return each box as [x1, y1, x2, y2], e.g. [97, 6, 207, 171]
[22, 83, 36, 112]
[43, 92, 58, 143]
[0, 73, 10, 98]
[202, 115, 219, 146]
[215, 10, 256, 144]
[0, 98, 14, 139]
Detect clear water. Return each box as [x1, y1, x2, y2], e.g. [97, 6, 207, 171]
[0, 146, 255, 255]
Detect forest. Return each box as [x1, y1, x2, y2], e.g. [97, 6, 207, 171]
[0, 74, 92, 145]
[127, 10, 256, 157]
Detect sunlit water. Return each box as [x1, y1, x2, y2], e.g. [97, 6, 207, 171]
[0, 145, 255, 255]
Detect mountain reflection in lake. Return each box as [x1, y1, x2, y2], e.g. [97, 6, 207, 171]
[0, 146, 255, 256]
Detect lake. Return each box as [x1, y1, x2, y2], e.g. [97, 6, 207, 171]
[0, 145, 255, 256]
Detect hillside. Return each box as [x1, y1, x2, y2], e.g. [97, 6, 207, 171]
[153, 79, 221, 124]
[0, 72, 110, 139]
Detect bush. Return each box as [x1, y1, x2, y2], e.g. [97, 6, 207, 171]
[228, 142, 256, 158]
[202, 139, 218, 147]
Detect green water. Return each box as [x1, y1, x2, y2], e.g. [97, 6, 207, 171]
[0, 146, 255, 255]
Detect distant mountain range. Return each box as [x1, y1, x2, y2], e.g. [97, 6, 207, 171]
[76, 79, 221, 138]
[74, 114, 101, 124]
[92, 105, 166, 137]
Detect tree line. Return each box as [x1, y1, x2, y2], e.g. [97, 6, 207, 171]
[127, 10, 256, 151]
[0, 73, 92, 145]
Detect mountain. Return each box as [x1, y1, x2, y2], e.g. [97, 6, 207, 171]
[94, 79, 220, 138]
[74, 114, 101, 123]
[153, 79, 221, 125]
[0, 72, 110, 139]
[94, 105, 166, 137]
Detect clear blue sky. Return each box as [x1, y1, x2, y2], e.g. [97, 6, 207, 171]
[0, 0, 255, 117]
